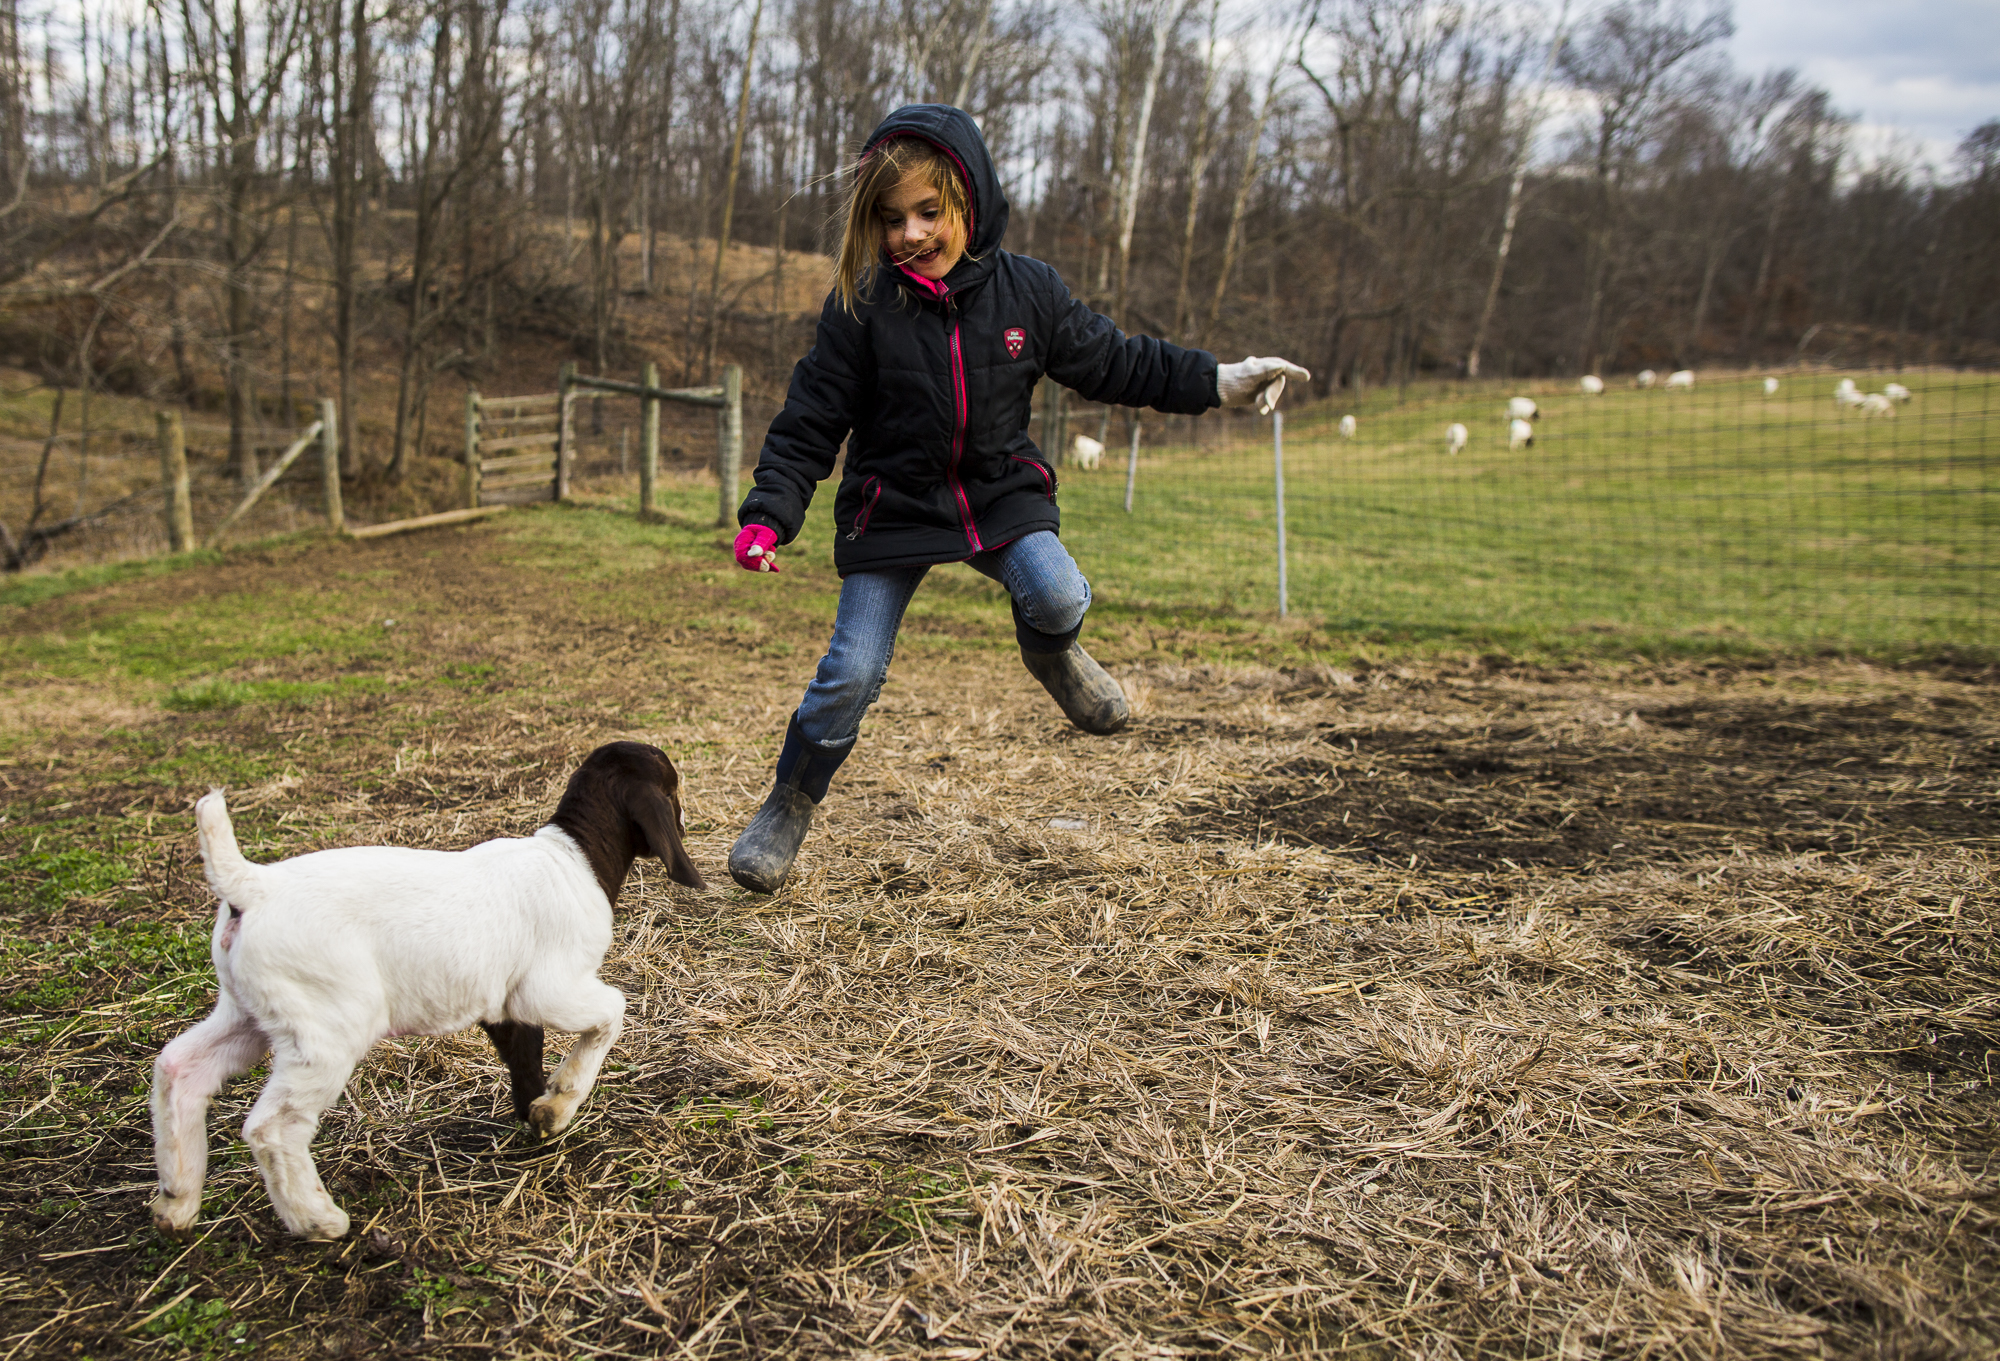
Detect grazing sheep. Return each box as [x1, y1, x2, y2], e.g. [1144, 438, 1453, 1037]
[1665, 369, 1694, 389]
[1338, 414, 1358, 439]
[1635, 369, 1657, 389]
[1835, 386, 1865, 411]
[1069, 434, 1104, 469]
[149, 742, 704, 1240]
[1579, 375, 1605, 395]
[1507, 396, 1539, 421]
[1446, 422, 1468, 454]
[1764, 377, 1780, 395]
[1884, 382, 1912, 403]
[1509, 418, 1535, 451]
[1860, 393, 1895, 417]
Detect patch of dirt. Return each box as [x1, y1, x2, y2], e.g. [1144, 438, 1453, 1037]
[1174, 684, 1999, 870]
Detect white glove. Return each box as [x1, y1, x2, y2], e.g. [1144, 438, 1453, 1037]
[1217, 357, 1311, 415]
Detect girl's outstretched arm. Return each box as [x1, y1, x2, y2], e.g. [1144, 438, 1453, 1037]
[1042, 271, 1219, 414]
[738, 297, 874, 545]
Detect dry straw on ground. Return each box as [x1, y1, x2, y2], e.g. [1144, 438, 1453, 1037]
[2, 569, 1996, 1357]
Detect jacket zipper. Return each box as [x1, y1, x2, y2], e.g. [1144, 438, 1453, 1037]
[846, 476, 882, 540]
[1010, 454, 1055, 503]
[943, 293, 983, 554]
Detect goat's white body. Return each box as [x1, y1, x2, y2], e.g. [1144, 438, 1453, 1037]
[1884, 382, 1911, 403]
[152, 795, 628, 1240]
[1860, 392, 1895, 417]
[210, 831, 610, 1042]
[1764, 377, 1780, 395]
[1338, 414, 1358, 439]
[1446, 422, 1468, 454]
[1069, 434, 1104, 469]
[1579, 375, 1604, 395]
[1665, 369, 1694, 389]
[1635, 369, 1657, 388]
[1507, 396, 1538, 420]
[1508, 418, 1534, 451]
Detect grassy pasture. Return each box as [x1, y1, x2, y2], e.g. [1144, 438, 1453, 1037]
[1059, 371, 1998, 658]
[1, 496, 1996, 1359]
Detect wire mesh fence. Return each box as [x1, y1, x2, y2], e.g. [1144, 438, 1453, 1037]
[1050, 369, 1998, 656]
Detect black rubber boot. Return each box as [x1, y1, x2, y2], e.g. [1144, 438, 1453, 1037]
[728, 714, 851, 894]
[1016, 604, 1129, 735]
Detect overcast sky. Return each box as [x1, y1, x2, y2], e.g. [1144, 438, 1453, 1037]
[1727, 0, 2000, 171]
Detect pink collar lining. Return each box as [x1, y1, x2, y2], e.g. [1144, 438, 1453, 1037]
[895, 263, 950, 298]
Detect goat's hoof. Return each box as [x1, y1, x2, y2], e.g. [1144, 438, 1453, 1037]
[528, 1093, 578, 1139]
[149, 1192, 198, 1237]
[287, 1204, 350, 1241]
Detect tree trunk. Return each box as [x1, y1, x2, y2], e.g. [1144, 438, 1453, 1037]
[703, 0, 763, 380]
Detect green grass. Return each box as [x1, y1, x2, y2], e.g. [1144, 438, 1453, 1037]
[1060, 370, 1998, 659]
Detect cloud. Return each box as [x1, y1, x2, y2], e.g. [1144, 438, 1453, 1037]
[1729, 0, 1999, 168]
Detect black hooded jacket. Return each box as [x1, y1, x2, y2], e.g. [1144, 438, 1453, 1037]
[737, 104, 1221, 575]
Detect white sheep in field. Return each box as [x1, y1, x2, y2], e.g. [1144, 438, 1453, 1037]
[149, 743, 704, 1240]
[1339, 414, 1358, 439]
[1635, 369, 1658, 389]
[1665, 369, 1695, 390]
[1579, 375, 1605, 395]
[1507, 396, 1539, 421]
[1764, 377, 1780, 396]
[1836, 377, 1858, 398]
[1884, 382, 1912, 403]
[1835, 386, 1865, 411]
[1446, 422, 1468, 454]
[1069, 434, 1104, 469]
[1860, 393, 1895, 417]
[1509, 418, 1535, 451]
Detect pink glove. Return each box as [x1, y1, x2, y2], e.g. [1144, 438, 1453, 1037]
[733, 524, 781, 572]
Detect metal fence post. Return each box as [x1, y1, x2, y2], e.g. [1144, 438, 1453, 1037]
[156, 410, 194, 552]
[641, 362, 660, 522]
[319, 398, 343, 532]
[463, 388, 481, 510]
[1124, 418, 1140, 513]
[716, 363, 743, 528]
[1273, 409, 1288, 619]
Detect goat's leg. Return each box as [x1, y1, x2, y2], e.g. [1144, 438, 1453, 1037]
[524, 981, 625, 1139]
[242, 1040, 363, 1239]
[149, 998, 266, 1236]
[479, 1021, 546, 1123]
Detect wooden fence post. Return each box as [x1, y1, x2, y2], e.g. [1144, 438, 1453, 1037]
[716, 363, 743, 528]
[641, 362, 660, 522]
[156, 410, 193, 552]
[463, 389, 481, 509]
[319, 398, 344, 532]
[557, 360, 576, 502]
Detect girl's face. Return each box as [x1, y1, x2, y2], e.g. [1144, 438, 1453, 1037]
[879, 169, 964, 282]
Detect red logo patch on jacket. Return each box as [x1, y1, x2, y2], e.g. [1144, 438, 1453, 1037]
[1003, 327, 1026, 359]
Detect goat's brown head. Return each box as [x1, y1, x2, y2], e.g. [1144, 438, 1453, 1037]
[552, 741, 705, 899]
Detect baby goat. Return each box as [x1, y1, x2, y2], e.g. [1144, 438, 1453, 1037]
[149, 741, 703, 1240]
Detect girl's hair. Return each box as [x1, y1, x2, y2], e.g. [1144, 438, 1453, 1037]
[833, 136, 973, 313]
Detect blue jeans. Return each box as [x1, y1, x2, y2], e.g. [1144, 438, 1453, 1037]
[794, 531, 1091, 748]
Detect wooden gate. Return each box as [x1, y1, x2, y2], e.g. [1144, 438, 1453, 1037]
[462, 366, 741, 520]
[464, 391, 565, 506]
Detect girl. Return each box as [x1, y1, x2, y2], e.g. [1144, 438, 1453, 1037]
[727, 103, 1308, 893]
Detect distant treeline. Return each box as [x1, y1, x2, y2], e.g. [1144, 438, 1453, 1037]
[2, 0, 1996, 484]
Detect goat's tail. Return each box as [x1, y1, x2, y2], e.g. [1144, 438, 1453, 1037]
[194, 789, 258, 904]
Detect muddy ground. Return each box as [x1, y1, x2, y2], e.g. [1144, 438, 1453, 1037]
[1, 523, 1996, 1358]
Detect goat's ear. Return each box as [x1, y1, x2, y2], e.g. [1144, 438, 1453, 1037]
[635, 786, 705, 889]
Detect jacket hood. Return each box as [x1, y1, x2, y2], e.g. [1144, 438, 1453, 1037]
[862, 104, 1009, 292]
